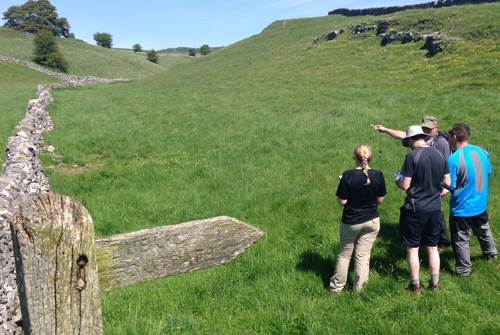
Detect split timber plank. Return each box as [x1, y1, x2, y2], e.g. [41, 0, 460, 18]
[96, 216, 265, 292]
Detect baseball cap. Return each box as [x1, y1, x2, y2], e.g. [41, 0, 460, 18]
[421, 115, 438, 129]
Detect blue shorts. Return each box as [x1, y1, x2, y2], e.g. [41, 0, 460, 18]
[399, 208, 441, 247]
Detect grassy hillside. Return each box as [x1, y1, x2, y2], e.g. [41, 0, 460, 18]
[0, 62, 57, 164]
[0, 28, 164, 78]
[42, 3, 500, 334]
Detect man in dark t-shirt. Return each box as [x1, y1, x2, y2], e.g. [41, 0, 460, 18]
[373, 115, 452, 250]
[396, 125, 451, 293]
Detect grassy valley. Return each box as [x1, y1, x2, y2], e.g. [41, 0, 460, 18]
[2, 2, 500, 334]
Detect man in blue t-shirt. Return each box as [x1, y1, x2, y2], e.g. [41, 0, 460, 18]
[446, 123, 497, 276]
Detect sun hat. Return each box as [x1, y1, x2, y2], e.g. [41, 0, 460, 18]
[421, 115, 439, 129]
[402, 125, 429, 147]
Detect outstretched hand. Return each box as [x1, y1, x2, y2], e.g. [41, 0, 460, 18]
[372, 124, 387, 133]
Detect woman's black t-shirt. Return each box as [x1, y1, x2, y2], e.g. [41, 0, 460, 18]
[336, 169, 386, 225]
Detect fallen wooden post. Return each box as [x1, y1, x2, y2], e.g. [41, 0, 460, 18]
[96, 216, 265, 291]
[10, 193, 264, 334]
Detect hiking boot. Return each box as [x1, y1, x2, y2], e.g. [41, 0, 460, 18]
[328, 287, 342, 294]
[486, 254, 497, 262]
[427, 280, 440, 291]
[407, 283, 421, 295]
[455, 271, 471, 277]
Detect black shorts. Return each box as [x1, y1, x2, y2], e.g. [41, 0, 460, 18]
[400, 208, 441, 247]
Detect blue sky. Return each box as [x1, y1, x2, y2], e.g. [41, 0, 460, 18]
[1, 1, 423, 49]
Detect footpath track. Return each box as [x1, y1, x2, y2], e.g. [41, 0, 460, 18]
[0, 55, 128, 334]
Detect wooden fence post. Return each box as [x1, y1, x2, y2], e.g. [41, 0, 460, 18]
[11, 193, 102, 335]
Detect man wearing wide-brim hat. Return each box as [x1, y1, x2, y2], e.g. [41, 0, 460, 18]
[373, 116, 452, 250]
[396, 125, 451, 293]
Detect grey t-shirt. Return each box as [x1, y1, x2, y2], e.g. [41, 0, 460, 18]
[427, 134, 451, 159]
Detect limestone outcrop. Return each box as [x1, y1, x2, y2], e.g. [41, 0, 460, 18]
[312, 29, 344, 45]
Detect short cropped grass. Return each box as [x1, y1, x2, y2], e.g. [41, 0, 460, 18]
[31, 2, 500, 334]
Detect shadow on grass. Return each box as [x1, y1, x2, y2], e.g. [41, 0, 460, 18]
[296, 222, 408, 288]
[296, 222, 460, 287]
[296, 251, 336, 288]
[370, 222, 407, 278]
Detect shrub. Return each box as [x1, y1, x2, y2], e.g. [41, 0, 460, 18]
[33, 30, 67, 72]
[133, 43, 142, 53]
[146, 49, 159, 63]
[200, 44, 211, 55]
[94, 32, 113, 48]
[188, 48, 197, 57]
[44, 50, 68, 71]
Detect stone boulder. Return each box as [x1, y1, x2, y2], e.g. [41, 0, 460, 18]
[420, 34, 445, 57]
[352, 24, 376, 34]
[380, 32, 399, 46]
[380, 31, 422, 46]
[312, 29, 344, 45]
[376, 20, 391, 35]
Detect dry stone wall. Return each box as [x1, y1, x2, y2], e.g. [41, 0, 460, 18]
[0, 55, 127, 334]
[328, 0, 499, 16]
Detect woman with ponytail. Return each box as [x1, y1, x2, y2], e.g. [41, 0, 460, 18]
[329, 144, 386, 293]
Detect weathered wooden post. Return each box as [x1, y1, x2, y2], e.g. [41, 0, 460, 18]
[11, 193, 102, 334]
[9, 192, 264, 334]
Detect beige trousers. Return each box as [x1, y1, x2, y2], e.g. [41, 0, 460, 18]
[329, 218, 380, 292]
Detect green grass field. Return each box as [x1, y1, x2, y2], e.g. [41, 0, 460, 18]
[0, 27, 166, 78]
[2, 2, 500, 334]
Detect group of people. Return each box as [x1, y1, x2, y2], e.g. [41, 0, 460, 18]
[329, 116, 497, 294]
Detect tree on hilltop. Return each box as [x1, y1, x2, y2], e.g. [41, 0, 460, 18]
[200, 44, 211, 56]
[146, 49, 159, 63]
[2, 0, 70, 37]
[133, 43, 142, 53]
[33, 30, 67, 72]
[94, 32, 113, 48]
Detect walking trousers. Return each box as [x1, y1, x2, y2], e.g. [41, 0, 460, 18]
[329, 218, 380, 292]
[450, 211, 497, 275]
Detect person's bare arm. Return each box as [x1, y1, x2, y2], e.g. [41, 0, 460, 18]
[440, 173, 451, 197]
[442, 173, 451, 187]
[397, 176, 411, 191]
[337, 197, 347, 206]
[376, 196, 385, 204]
[372, 125, 406, 140]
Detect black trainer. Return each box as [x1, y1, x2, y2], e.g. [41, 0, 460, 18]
[407, 283, 421, 295]
[486, 254, 497, 261]
[427, 280, 440, 291]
